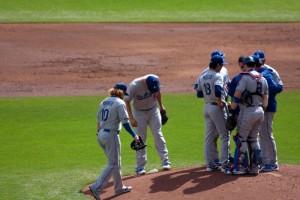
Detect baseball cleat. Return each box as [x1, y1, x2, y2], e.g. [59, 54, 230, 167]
[206, 165, 219, 172]
[163, 163, 171, 170]
[115, 186, 132, 196]
[221, 164, 231, 173]
[136, 168, 146, 175]
[271, 164, 279, 171]
[214, 158, 222, 166]
[224, 169, 247, 175]
[261, 164, 272, 172]
[89, 186, 100, 200]
[224, 165, 247, 175]
[122, 186, 132, 193]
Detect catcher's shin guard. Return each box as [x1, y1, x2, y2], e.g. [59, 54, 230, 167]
[233, 135, 249, 170]
[252, 149, 262, 166]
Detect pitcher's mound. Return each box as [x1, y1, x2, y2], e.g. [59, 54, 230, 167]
[83, 165, 299, 200]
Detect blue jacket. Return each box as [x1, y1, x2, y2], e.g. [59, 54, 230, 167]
[257, 67, 283, 112]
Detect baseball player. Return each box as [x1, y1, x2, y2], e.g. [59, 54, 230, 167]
[199, 50, 231, 166]
[227, 55, 250, 171]
[253, 50, 283, 171]
[194, 55, 230, 172]
[89, 82, 140, 200]
[225, 56, 269, 175]
[125, 74, 171, 175]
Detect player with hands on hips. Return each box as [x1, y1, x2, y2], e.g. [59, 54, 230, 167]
[194, 55, 230, 172]
[89, 82, 139, 200]
[225, 56, 269, 175]
[252, 50, 283, 171]
[125, 74, 171, 175]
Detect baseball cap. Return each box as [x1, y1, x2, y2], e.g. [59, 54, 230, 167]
[243, 56, 256, 64]
[252, 50, 265, 61]
[210, 55, 228, 65]
[114, 82, 128, 95]
[252, 55, 261, 65]
[146, 75, 160, 94]
[211, 50, 226, 58]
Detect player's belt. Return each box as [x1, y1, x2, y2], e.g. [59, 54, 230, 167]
[135, 106, 155, 111]
[210, 102, 218, 105]
[102, 129, 120, 134]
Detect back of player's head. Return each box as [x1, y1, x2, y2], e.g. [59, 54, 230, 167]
[146, 75, 160, 94]
[109, 82, 128, 99]
[243, 56, 256, 68]
[211, 50, 226, 58]
[209, 55, 228, 69]
[252, 50, 265, 61]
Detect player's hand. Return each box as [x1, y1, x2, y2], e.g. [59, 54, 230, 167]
[130, 118, 138, 127]
[134, 135, 140, 143]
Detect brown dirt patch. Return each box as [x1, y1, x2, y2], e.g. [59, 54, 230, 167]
[1, 23, 299, 199]
[0, 23, 300, 96]
[82, 165, 299, 200]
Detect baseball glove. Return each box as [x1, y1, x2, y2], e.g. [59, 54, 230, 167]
[226, 109, 237, 131]
[160, 110, 169, 125]
[131, 136, 147, 151]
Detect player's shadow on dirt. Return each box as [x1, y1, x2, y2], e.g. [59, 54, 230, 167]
[149, 166, 238, 194]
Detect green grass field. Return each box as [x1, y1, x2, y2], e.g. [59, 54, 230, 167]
[0, 0, 300, 22]
[0, 93, 299, 199]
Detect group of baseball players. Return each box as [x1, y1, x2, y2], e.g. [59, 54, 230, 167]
[194, 50, 283, 175]
[88, 50, 282, 199]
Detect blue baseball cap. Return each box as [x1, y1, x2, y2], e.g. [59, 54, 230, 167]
[243, 56, 256, 64]
[210, 55, 228, 65]
[252, 50, 265, 61]
[146, 75, 160, 94]
[114, 82, 128, 95]
[211, 50, 226, 58]
[252, 55, 261, 65]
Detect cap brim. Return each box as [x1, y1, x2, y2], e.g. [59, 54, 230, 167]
[222, 61, 228, 65]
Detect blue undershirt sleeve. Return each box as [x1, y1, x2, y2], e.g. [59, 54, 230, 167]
[122, 122, 136, 138]
[214, 85, 222, 97]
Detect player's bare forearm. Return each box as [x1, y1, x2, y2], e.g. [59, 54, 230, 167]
[125, 99, 138, 127]
[157, 91, 165, 111]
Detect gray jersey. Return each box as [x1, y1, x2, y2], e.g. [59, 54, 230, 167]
[199, 67, 229, 101]
[97, 96, 129, 132]
[195, 69, 224, 103]
[236, 70, 269, 107]
[125, 75, 159, 110]
[264, 64, 283, 86]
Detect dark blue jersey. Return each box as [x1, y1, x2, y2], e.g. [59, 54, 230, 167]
[257, 67, 282, 112]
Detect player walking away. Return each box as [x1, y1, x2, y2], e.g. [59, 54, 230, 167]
[125, 74, 171, 175]
[194, 55, 230, 172]
[253, 50, 283, 171]
[199, 50, 232, 166]
[225, 56, 269, 175]
[89, 83, 140, 200]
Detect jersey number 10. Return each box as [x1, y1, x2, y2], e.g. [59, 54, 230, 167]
[101, 109, 109, 121]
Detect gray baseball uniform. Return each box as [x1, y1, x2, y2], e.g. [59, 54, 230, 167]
[234, 70, 269, 173]
[259, 64, 283, 170]
[125, 75, 170, 172]
[202, 67, 231, 164]
[90, 96, 130, 195]
[195, 68, 230, 170]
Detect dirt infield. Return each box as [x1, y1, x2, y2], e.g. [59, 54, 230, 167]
[0, 23, 300, 97]
[82, 165, 300, 200]
[1, 23, 299, 199]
